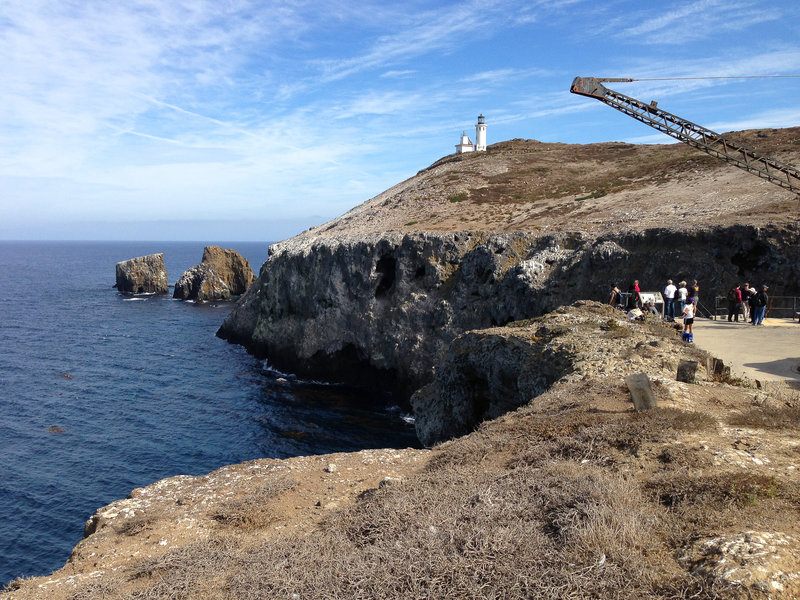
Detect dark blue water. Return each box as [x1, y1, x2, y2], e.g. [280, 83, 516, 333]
[0, 241, 417, 585]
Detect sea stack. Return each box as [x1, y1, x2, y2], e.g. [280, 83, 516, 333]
[173, 246, 255, 301]
[173, 262, 231, 302]
[115, 253, 168, 294]
[200, 246, 255, 295]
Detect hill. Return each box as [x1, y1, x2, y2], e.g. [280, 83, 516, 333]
[218, 128, 800, 405]
[303, 127, 800, 239]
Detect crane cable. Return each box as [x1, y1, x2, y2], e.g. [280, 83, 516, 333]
[599, 75, 800, 82]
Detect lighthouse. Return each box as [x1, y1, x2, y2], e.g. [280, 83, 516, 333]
[454, 115, 487, 154]
[475, 114, 486, 151]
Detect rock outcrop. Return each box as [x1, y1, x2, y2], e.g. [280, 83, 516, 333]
[114, 254, 168, 294]
[200, 246, 255, 295]
[173, 262, 231, 301]
[411, 300, 711, 445]
[173, 246, 255, 301]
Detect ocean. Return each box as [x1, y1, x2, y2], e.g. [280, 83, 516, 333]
[0, 241, 418, 586]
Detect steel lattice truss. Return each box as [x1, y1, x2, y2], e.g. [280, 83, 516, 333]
[571, 77, 800, 195]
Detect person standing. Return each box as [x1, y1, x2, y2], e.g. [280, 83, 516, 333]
[688, 279, 699, 304]
[683, 297, 696, 341]
[677, 281, 688, 318]
[752, 284, 769, 326]
[609, 284, 622, 308]
[727, 284, 742, 322]
[664, 279, 677, 320]
[739, 282, 751, 321]
[626, 284, 642, 311]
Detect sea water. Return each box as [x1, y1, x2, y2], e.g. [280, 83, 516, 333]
[0, 241, 418, 585]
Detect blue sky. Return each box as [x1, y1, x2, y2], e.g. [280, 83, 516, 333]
[1, 0, 798, 241]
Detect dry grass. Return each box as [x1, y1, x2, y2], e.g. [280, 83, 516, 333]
[209, 475, 296, 530]
[20, 377, 800, 600]
[726, 405, 800, 430]
[221, 462, 672, 600]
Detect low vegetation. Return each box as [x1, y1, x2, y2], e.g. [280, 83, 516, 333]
[12, 372, 797, 600]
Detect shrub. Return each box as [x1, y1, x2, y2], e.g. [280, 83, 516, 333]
[448, 191, 468, 203]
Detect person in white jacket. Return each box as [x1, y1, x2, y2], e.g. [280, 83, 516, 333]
[663, 279, 677, 320]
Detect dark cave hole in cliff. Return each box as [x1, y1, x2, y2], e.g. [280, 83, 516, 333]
[375, 255, 397, 298]
[414, 265, 426, 280]
[731, 242, 769, 277]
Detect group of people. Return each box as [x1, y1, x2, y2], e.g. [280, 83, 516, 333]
[609, 278, 701, 341]
[609, 278, 773, 341]
[725, 282, 770, 326]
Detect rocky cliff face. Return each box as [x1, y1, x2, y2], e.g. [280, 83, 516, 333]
[114, 254, 168, 294]
[218, 131, 800, 441]
[219, 224, 800, 404]
[410, 301, 714, 445]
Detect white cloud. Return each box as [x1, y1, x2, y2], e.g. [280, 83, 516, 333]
[381, 70, 417, 79]
[618, 0, 779, 44]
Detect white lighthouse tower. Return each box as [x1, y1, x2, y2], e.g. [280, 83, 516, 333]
[475, 114, 487, 151]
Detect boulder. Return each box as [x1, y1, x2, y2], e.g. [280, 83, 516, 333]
[201, 246, 255, 295]
[173, 263, 231, 301]
[115, 254, 168, 294]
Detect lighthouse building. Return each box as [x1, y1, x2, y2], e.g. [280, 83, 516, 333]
[455, 131, 474, 154]
[455, 114, 487, 154]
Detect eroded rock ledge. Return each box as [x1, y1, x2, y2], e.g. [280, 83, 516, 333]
[411, 300, 716, 445]
[218, 225, 799, 404]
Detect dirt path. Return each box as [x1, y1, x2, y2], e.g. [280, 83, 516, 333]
[692, 317, 800, 384]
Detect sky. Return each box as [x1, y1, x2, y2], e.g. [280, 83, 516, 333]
[1, 0, 798, 242]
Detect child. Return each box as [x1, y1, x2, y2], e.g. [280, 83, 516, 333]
[682, 297, 696, 342]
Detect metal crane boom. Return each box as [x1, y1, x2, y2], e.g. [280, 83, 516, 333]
[570, 76, 800, 194]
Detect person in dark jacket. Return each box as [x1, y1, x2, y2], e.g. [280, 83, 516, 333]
[727, 284, 742, 322]
[625, 285, 642, 311]
[752, 284, 769, 326]
[609, 285, 622, 308]
[687, 279, 699, 305]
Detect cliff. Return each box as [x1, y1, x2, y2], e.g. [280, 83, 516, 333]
[219, 129, 800, 404]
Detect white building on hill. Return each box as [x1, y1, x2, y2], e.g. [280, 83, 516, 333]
[455, 114, 487, 154]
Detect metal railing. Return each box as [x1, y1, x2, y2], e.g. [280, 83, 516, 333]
[713, 295, 800, 321]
